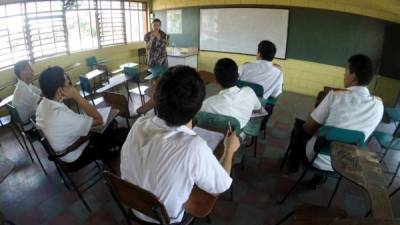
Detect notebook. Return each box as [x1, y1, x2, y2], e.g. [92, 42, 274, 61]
[193, 127, 224, 151]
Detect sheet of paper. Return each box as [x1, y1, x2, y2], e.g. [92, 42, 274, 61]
[193, 127, 224, 151]
[97, 107, 112, 125]
[251, 108, 268, 118]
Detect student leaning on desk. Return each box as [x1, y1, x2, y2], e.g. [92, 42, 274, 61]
[35, 66, 128, 169]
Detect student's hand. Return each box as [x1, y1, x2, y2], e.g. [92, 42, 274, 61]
[223, 122, 240, 155]
[60, 85, 80, 100]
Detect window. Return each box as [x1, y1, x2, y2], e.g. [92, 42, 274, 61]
[125, 1, 147, 43]
[0, 0, 147, 70]
[0, 3, 29, 69]
[167, 10, 182, 34]
[98, 0, 126, 47]
[26, 1, 67, 60]
[66, 0, 98, 52]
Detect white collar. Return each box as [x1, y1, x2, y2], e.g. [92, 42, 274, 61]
[152, 116, 196, 136]
[42, 97, 67, 109]
[219, 86, 240, 95]
[346, 86, 371, 96]
[254, 60, 273, 66]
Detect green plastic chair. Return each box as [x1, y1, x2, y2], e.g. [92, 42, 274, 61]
[236, 80, 264, 98]
[279, 125, 366, 206]
[194, 111, 243, 200]
[242, 117, 263, 157]
[372, 125, 400, 187]
[149, 65, 167, 77]
[86, 56, 98, 67]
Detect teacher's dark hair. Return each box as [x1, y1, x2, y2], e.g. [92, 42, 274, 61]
[39, 66, 66, 99]
[258, 40, 276, 61]
[214, 58, 238, 89]
[154, 66, 205, 126]
[153, 18, 161, 24]
[14, 60, 30, 78]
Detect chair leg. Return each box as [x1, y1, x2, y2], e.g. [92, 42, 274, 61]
[107, 183, 132, 225]
[389, 185, 400, 197]
[54, 162, 72, 191]
[125, 117, 130, 129]
[20, 132, 34, 163]
[328, 176, 342, 207]
[387, 162, 400, 187]
[28, 139, 48, 176]
[206, 215, 212, 223]
[253, 136, 257, 157]
[67, 173, 91, 212]
[380, 147, 390, 163]
[280, 141, 292, 171]
[277, 167, 309, 205]
[274, 210, 294, 225]
[10, 124, 34, 161]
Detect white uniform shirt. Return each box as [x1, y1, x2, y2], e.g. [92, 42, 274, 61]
[306, 86, 384, 171]
[238, 60, 283, 99]
[12, 80, 42, 129]
[36, 98, 93, 162]
[201, 86, 262, 128]
[120, 116, 232, 223]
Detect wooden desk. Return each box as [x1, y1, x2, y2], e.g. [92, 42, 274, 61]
[330, 142, 393, 219]
[0, 155, 15, 183]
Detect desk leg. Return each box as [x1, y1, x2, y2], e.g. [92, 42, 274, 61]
[125, 82, 132, 101]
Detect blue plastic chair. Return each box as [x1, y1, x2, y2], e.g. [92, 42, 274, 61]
[79, 75, 96, 105]
[194, 111, 243, 200]
[278, 125, 366, 206]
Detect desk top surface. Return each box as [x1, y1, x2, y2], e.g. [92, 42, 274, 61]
[167, 51, 199, 58]
[330, 142, 393, 219]
[85, 69, 105, 80]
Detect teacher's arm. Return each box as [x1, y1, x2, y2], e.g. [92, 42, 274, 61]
[144, 32, 153, 51]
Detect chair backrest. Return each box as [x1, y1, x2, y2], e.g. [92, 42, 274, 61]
[6, 103, 23, 126]
[149, 65, 167, 77]
[138, 48, 147, 65]
[103, 171, 170, 224]
[194, 111, 241, 136]
[102, 92, 129, 117]
[86, 56, 98, 67]
[79, 75, 92, 94]
[265, 97, 277, 105]
[197, 70, 215, 85]
[315, 126, 366, 156]
[236, 80, 264, 98]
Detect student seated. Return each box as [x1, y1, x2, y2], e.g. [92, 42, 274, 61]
[120, 66, 240, 223]
[12, 60, 42, 130]
[286, 54, 384, 185]
[36, 66, 128, 169]
[238, 40, 283, 100]
[201, 58, 262, 129]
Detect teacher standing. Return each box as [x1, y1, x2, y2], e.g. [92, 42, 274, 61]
[144, 18, 168, 68]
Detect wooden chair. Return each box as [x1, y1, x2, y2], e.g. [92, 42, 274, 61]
[34, 125, 103, 212]
[103, 171, 195, 225]
[6, 104, 47, 176]
[102, 91, 141, 128]
[197, 70, 215, 85]
[138, 48, 148, 71]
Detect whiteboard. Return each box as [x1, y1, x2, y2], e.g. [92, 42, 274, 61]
[200, 8, 289, 58]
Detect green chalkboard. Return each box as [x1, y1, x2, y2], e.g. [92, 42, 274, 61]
[287, 8, 385, 69]
[379, 23, 400, 80]
[154, 8, 200, 48]
[154, 7, 387, 71]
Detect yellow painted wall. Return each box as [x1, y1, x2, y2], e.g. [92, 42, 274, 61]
[0, 42, 145, 98]
[152, 0, 400, 23]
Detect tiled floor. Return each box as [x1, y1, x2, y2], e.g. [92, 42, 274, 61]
[1, 91, 399, 225]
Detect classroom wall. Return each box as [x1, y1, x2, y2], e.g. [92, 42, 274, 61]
[152, 0, 400, 23]
[153, 1, 400, 106]
[0, 42, 145, 98]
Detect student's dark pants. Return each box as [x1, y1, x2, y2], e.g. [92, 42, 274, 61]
[287, 119, 312, 169]
[69, 121, 129, 170]
[260, 103, 275, 131]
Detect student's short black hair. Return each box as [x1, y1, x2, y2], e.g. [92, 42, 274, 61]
[39, 66, 66, 99]
[154, 66, 205, 127]
[14, 60, 30, 78]
[258, 40, 277, 61]
[153, 18, 161, 24]
[214, 58, 238, 89]
[348, 54, 374, 86]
